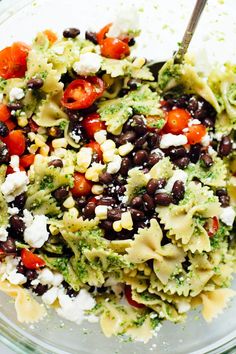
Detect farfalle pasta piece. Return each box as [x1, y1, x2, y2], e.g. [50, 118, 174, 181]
[0, 280, 46, 323]
[149, 157, 174, 180]
[0, 166, 8, 228]
[125, 167, 150, 202]
[25, 190, 60, 216]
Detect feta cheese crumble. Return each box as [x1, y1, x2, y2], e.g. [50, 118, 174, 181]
[201, 133, 211, 146]
[23, 213, 49, 248]
[9, 87, 25, 102]
[0, 256, 26, 285]
[220, 206, 236, 227]
[10, 155, 20, 172]
[0, 227, 8, 242]
[160, 134, 187, 149]
[165, 170, 188, 192]
[1, 171, 29, 202]
[73, 53, 102, 76]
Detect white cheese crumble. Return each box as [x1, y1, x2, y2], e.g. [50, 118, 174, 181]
[42, 287, 59, 305]
[23, 213, 49, 248]
[220, 206, 236, 227]
[52, 45, 65, 55]
[177, 301, 191, 313]
[0, 227, 8, 242]
[1, 171, 29, 202]
[188, 119, 201, 126]
[56, 288, 96, 325]
[160, 134, 187, 149]
[69, 131, 81, 144]
[165, 170, 188, 192]
[8, 206, 19, 215]
[107, 155, 122, 174]
[0, 256, 26, 285]
[10, 155, 20, 172]
[9, 87, 25, 102]
[95, 205, 108, 220]
[38, 268, 63, 287]
[201, 133, 211, 147]
[107, 8, 140, 37]
[73, 53, 102, 76]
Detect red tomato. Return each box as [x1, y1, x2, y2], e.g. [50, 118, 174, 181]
[82, 113, 106, 139]
[0, 42, 29, 79]
[146, 115, 167, 131]
[43, 29, 58, 44]
[6, 165, 25, 175]
[86, 76, 105, 100]
[86, 141, 103, 161]
[3, 130, 26, 156]
[21, 249, 45, 270]
[96, 23, 112, 44]
[20, 154, 35, 168]
[205, 216, 219, 237]
[5, 119, 16, 131]
[61, 80, 96, 110]
[124, 286, 145, 309]
[71, 172, 93, 197]
[185, 124, 207, 145]
[165, 108, 190, 134]
[100, 37, 130, 59]
[0, 104, 11, 122]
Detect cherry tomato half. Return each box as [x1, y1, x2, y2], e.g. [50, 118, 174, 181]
[71, 172, 93, 197]
[3, 130, 26, 156]
[165, 108, 190, 134]
[100, 37, 130, 59]
[96, 23, 112, 44]
[6, 165, 25, 175]
[86, 141, 103, 161]
[124, 286, 145, 309]
[21, 249, 45, 270]
[185, 124, 207, 145]
[205, 216, 219, 238]
[82, 113, 106, 139]
[86, 76, 105, 100]
[0, 42, 29, 79]
[5, 119, 16, 131]
[20, 154, 35, 168]
[0, 104, 11, 122]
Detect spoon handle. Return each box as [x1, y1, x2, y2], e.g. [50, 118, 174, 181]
[174, 0, 208, 63]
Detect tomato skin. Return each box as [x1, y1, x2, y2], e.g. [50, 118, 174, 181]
[6, 165, 25, 175]
[21, 249, 45, 270]
[20, 154, 35, 168]
[61, 79, 97, 110]
[82, 113, 106, 139]
[124, 286, 145, 309]
[3, 130, 26, 156]
[100, 37, 130, 59]
[205, 216, 219, 237]
[97, 23, 112, 44]
[185, 124, 207, 145]
[5, 119, 16, 131]
[71, 172, 93, 197]
[0, 104, 11, 122]
[86, 76, 105, 100]
[165, 108, 190, 134]
[86, 141, 103, 161]
[0, 42, 29, 79]
[43, 29, 58, 44]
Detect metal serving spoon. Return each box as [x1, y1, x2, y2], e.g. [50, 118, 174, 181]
[148, 0, 208, 79]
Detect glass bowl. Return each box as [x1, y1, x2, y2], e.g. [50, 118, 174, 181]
[0, 0, 235, 353]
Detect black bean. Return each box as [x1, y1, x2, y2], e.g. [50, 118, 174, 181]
[154, 192, 173, 206]
[133, 150, 149, 165]
[130, 196, 143, 208]
[148, 133, 160, 149]
[127, 79, 141, 90]
[25, 269, 37, 282]
[172, 180, 185, 202]
[17, 263, 25, 275]
[47, 126, 64, 138]
[134, 133, 149, 149]
[7, 102, 23, 111]
[166, 95, 189, 108]
[142, 193, 155, 211]
[128, 37, 136, 46]
[84, 202, 96, 219]
[9, 215, 25, 236]
[62, 281, 79, 297]
[0, 237, 16, 253]
[0, 142, 10, 164]
[107, 209, 122, 221]
[33, 284, 48, 296]
[118, 131, 136, 145]
[0, 121, 9, 137]
[189, 144, 201, 163]
[85, 31, 98, 44]
[132, 115, 147, 135]
[215, 188, 228, 197]
[97, 197, 116, 207]
[100, 220, 113, 231]
[10, 192, 26, 210]
[146, 178, 160, 195]
[27, 78, 44, 89]
[63, 27, 80, 38]
[148, 153, 162, 167]
[120, 157, 132, 176]
[194, 108, 207, 120]
[130, 208, 145, 220]
[219, 195, 230, 207]
[99, 172, 113, 184]
[48, 159, 63, 168]
[187, 96, 198, 112]
[202, 117, 215, 128]
[76, 196, 87, 209]
[119, 89, 129, 97]
[53, 186, 69, 201]
[168, 146, 187, 159]
[219, 135, 232, 157]
[67, 111, 80, 122]
[173, 156, 190, 169]
[200, 153, 213, 168]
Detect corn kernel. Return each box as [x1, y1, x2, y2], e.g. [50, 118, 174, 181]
[29, 144, 38, 154]
[121, 211, 133, 230]
[91, 184, 104, 195]
[94, 130, 107, 144]
[49, 224, 60, 236]
[95, 205, 108, 220]
[52, 138, 68, 149]
[39, 144, 50, 157]
[17, 116, 28, 127]
[107, 155, 122, 174]
[132, 57, 146, 69]
[103, 149, 116, 163]
[28, 132, 36, 142]
[63, 196, 75, 209]
[118, 142, 134, 156]
[35, 135, 46, 147]
[113, 220, 122, 232]
[76, 147, 93, 173]
[101, 139, 116, 152]
[85, 163, 105, 182]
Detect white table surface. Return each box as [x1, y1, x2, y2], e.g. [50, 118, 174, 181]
[0, 343, 14, 353]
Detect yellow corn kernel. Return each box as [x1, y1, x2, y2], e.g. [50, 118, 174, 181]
[52, 138, 68, 149]
[118, 143, 134, 156]
[35, 135, 46, 147]
[85, 163, 105, 182]
[113, 220, 122, 232]
[39, 144, 50, 157]
[94, 130, 107, 144]
[28, 132, 36, 142]
[103, 149, 116, 163]
[29, 144, 38, 154]
[76, 147, 93, 173]
[63, 196, 75, 209]
[121, 211, 133, 231]
[49, 224, 60, 236]
[95, 205, 108, 220]
[17, 116, 28, 127]
[129, 269, 137, 277]
[91, 184, 104, 195]
[132, 57, 146, 69]
[101, 139, 116, 152]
